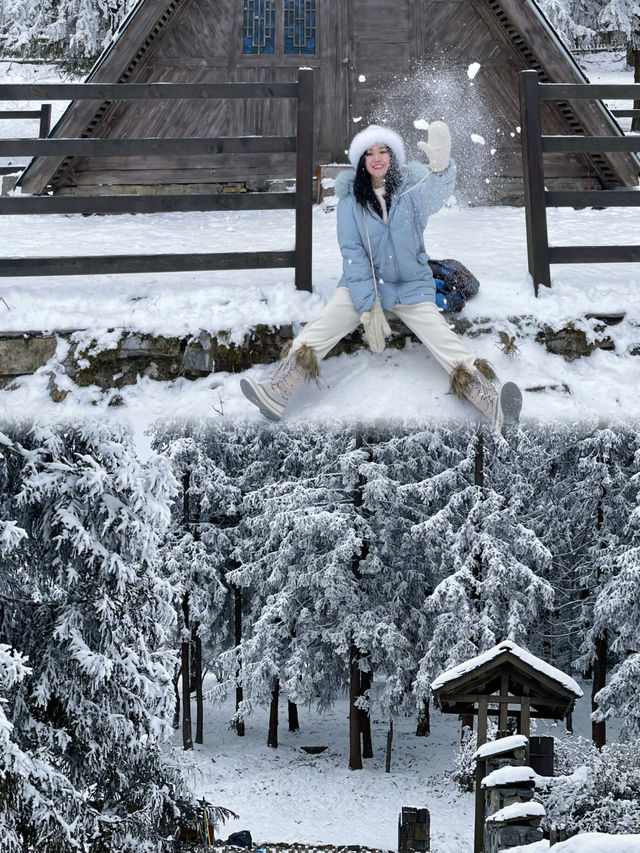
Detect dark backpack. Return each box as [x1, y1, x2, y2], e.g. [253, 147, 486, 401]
[429, 258, 480, 313]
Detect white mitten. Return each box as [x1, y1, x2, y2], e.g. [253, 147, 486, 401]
[360, 298, 392, 353]
[417, 121, 451, 172]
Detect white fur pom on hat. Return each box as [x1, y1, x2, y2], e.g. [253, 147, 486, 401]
[347, 124, 406, 169]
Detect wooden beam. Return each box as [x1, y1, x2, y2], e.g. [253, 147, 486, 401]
[0, 192, 296, 217]
[0, 136, 297, 157]
[0, 250, 296, 277]
[542, 135, 640, 153]
[550, 245, 640, 263]
[0, 82, 301, 101]
[545, 190, 640, 207]
[539, 83, 640, 100]
[477, 695, 488, 748]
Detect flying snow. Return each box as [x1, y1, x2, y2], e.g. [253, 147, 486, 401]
[467, 62, 481, 80]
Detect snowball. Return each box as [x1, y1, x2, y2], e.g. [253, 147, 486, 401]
[467, 62, 481, 80]
[358, 74, 366, 82]
[414, 119, 430, 130]
[471, 133, 486, 145]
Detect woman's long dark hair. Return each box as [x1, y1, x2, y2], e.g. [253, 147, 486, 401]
[353, 148, 402, 217]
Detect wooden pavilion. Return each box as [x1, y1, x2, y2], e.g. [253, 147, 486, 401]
[20, 0, 639, 201]
[430, 639, 583, 747]
[431, 640, 583, 853]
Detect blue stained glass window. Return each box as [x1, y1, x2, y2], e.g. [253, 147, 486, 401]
[284, 0, 316, 55]
[243, 0, 276, 54]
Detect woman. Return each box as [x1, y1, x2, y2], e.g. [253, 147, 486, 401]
[241, 123, 521, 425]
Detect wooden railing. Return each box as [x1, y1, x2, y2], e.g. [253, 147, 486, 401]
[0, 102, 51, 174]
[0, 70, 313, 291]
[519, 69, 640, 295]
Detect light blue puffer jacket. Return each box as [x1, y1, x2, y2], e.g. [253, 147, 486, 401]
[334, 160, 456, 313]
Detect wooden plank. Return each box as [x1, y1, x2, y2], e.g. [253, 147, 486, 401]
[0, 250, 297, 277]
[0, 192, 296, 216]
[0, 135, 297, 157]
[546, 190, 640, 207]
[0, 110, 44, 119]
[539, 83, 640, 100]
[0, 82, 300, 101]
[549, 245, 640, 263]
[542, 135, 640, 153]
[519, 70, 551, 293]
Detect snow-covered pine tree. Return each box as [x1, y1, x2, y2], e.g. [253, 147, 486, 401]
[230, 422, 362, 754]
[158, 422, 242, 748]
[561, 425, 639, 746]
[590, 439, 640, 738]
[0, 0, 137, 63]
[358, 422, 465, 736]
[411, 428, 554, 703]
[0, 421, 187, 851]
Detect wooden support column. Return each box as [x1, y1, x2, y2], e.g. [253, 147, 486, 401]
[520, 696, 531, 739]
[520, 696, 531, 762]
[477, 696, 488, 748]
[499, 671, 509, 732]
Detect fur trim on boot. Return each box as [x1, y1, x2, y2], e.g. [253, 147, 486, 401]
[280, 341, 321, 382]
[474, 358, 497, 383]
[240, 343, 320, 421]
[449, 363, 475, 398]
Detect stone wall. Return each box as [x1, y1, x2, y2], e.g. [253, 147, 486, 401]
[0, 311, 636, 401]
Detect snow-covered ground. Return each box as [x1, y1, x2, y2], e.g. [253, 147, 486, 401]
[1, 56, 639, 428]
[170, 681, 625, 853]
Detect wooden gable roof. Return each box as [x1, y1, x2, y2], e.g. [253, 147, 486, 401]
[20, 0, 639, 199]
[431, 640, 582, 721]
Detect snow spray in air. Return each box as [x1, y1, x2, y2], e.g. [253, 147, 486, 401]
[371, 58, 507, 205]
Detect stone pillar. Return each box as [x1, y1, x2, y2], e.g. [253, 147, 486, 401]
[398, 807, 430, 853]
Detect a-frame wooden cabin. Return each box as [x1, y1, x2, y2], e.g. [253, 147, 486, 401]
[20, 0, 639, 202]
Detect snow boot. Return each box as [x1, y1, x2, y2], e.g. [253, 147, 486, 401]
[450, 360, 522, 428]
[240, 343, 319, 422]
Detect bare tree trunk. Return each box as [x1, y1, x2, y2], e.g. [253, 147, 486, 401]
[385, 718, 393, 773]
[194, 626, 203, 745]
[349, 640, 363, 770]
[359, 669, 373, 758]
[234, 586, 245, 737]
[173, 668, 181, 729]
[181, 596, 193, 750]
[591, 491, 608, 749]
[592, 629, 608, 749]
[416, 697, 431, 737]
[462, 429, 483, 741]
[288, 700, 300, 732]
[267, 678, 279, 748]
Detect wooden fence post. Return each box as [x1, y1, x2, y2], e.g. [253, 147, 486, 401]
[519, 70, 551, 295]
[39, 103, 52, 138]
[295, 68, 314, 293]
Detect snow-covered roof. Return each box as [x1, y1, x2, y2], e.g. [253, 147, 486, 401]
[486, 800, 545, 823]
[431, 640, 583, 698]
[475, 734, 529, 760]
[482, 765, 536, 787]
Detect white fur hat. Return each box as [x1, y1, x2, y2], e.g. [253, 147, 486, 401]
[348, 124, 406, 169]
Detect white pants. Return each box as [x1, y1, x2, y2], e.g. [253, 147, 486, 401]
[291, 287, 477, 375]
